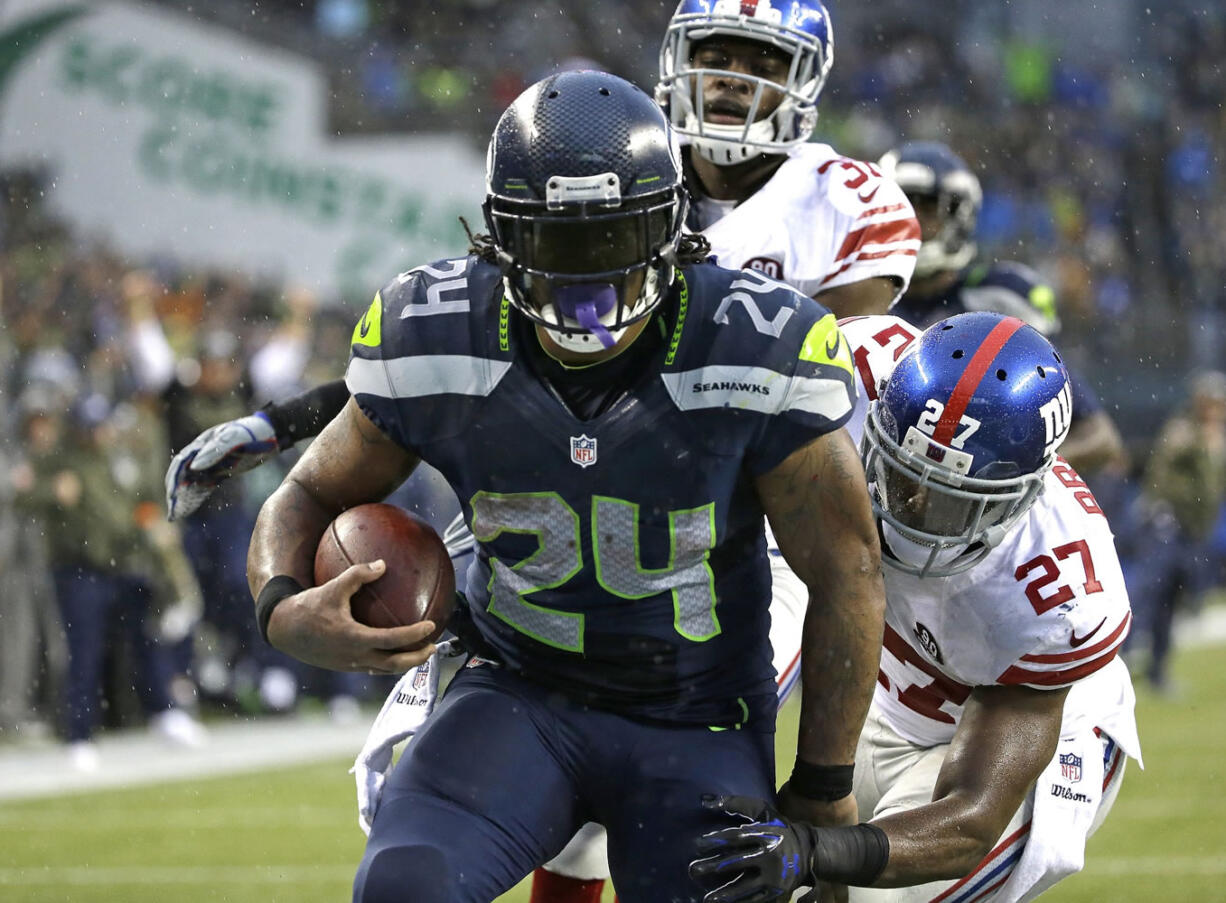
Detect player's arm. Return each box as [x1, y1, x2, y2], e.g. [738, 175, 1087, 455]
[755, 428, 885, 824]
[691, 684, 1067, 899]
[815, 276, 899, 319]
[165, 378, 349, 520]
[246, 397, 436, 674]
[867, 683, 1069, 883]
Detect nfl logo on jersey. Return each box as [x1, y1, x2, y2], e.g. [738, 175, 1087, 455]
[412, 659, 431, 690]
[1059, 752, 1083, 782]
[570, 435, 598, 468]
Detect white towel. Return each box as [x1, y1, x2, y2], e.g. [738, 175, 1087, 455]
[351, 641, 458, 835]
[993, 729, 1105, 902]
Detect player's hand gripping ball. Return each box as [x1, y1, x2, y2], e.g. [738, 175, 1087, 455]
[314, 503, 455, 641]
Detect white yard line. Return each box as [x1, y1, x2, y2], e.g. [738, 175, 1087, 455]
[0, 715, 370, 802]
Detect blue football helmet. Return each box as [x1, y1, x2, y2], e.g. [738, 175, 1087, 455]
[483, 71, 687, 353]
[657, 0, 834, 166]
[878, 141, 982, 278]
[862, 312, 1072, 577]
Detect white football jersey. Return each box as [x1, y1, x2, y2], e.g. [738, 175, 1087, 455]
[768, 315, 1140, 761]
[693, 144, 921, 299]
[875, 464, 1136, 754]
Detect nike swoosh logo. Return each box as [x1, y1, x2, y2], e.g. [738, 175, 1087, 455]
[1069, 617, 1107, 647]
[825, 330, 844, 360]
[359, 316, 372, 338]
[858, 185, 880, 204]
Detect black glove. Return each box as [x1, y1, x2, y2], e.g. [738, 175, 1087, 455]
[690, 795, 818, 903]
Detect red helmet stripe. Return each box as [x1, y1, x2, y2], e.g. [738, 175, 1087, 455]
[932, 316, 1026, 445]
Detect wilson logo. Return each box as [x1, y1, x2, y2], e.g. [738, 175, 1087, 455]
[692, 381, 771, 396]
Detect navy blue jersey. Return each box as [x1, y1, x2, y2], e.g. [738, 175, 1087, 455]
[346, 255, 856, 727]
[890, 260, 1102, 421]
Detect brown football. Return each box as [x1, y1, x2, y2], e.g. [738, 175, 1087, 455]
[314, 503, 455, 641]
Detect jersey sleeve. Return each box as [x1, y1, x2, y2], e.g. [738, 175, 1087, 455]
[345, 284, 414, 451]
[744, 309, 858, 475]
[814, 159, 921, 297]
[961, 261, 1061, 336]
[994, 505, 1133, 690]
[836, 315, 922, 447]
[996, 609, 1131, 689]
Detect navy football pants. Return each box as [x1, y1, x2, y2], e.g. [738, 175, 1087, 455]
[353, 663, 775, 902]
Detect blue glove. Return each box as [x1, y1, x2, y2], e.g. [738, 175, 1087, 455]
[165, 412, 280, 520]
[690, 795, 818, 903]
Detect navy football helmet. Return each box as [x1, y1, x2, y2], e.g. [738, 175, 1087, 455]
[483, 71, 687, 353]
[862, 312, 1072, 577]
[878, 141, 982, 279]
[657, 0, 834, 166]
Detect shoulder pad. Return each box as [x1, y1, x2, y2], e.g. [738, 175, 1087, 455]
[837, 315, 921, 402]
[963, 261, 1059, 336]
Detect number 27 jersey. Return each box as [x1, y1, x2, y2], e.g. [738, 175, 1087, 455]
[829, 316, 1136, 755]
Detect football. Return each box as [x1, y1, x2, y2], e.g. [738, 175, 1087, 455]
[314, 503, 455, 640]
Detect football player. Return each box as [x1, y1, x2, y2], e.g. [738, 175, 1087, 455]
[659, 0, 919, 318]
[690, 312, 1142, 903]
[878, 141, 1126, 477]
[247, 71, 885, 902]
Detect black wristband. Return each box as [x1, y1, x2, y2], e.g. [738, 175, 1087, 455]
[810, 822, 890, 886]
[260, 379, 350, 446]
[789, 760, 855, 802]
[255, 575, 305, 645]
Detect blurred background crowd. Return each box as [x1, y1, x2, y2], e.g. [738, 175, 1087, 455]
[2, 0, 1225, 763]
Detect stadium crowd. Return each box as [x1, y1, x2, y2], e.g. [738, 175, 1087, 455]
[1, 0, 1224, 770]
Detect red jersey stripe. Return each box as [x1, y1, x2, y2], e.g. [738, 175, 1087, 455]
[929, 821, 1031, 902]
[857, 201, 913, 219]
[819, 243, 919, 287]
[997, 645, 1120, 687]
[1020, 613, 1131, 664]
[833, 217, 922, 266]
[932, 317, 1026, 445]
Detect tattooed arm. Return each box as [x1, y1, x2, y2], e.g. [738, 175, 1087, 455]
[246, 398, 437, 673]
[755, 428, 885, 824]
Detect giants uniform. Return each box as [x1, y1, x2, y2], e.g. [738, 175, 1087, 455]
[689, 143, 921, 299]
[347, 255, 857, 898]
[770, 315, 1142, 903]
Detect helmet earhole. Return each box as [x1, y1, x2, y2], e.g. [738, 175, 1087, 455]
[996, 369, 1007, 380]
[1037, 367, 1046, 379]
[952, 349, 964, 359]
[599, 87, 611, 96]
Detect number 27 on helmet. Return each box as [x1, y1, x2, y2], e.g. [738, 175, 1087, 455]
[862, 312, 1072, 577]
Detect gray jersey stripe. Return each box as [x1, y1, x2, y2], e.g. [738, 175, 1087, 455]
[660, 366, 852, 420]
[347, 355, 512, 399]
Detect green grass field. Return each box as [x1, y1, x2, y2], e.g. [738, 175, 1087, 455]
[2, 643, 1223, 903]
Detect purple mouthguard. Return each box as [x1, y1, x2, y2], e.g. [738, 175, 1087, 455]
[553, 283, 619, 349]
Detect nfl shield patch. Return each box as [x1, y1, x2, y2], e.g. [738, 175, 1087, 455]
[570, 434, 598, 468]
[411, 659, 431, 690]
[1059, 752, 1083, 782]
